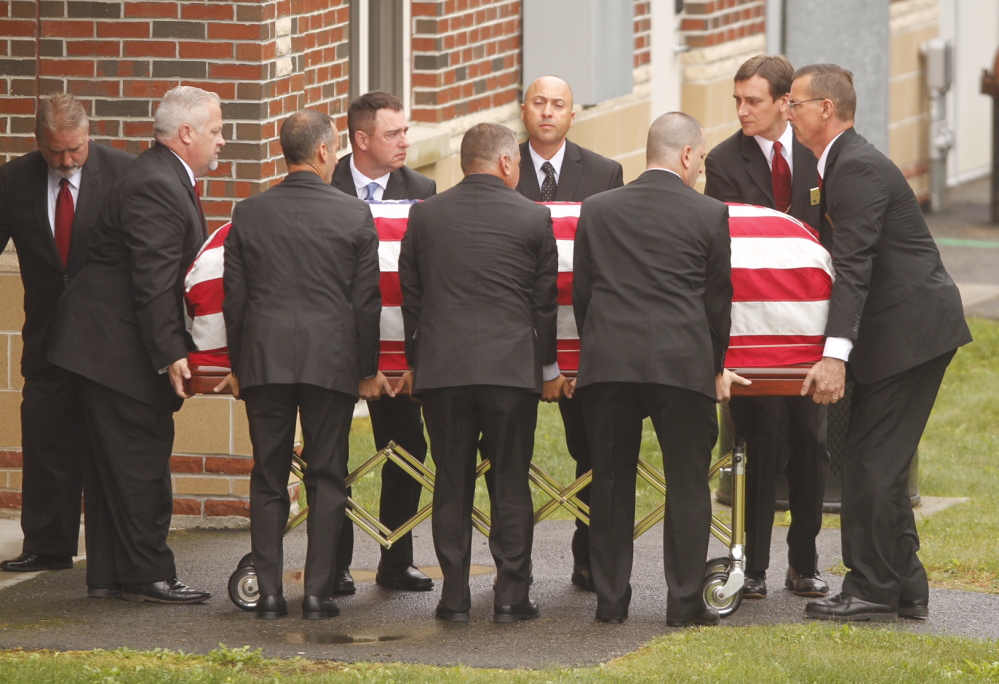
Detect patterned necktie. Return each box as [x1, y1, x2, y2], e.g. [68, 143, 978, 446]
[193, 181, 207, 241]
[364, 181, 380, 201]
[540, 161, 557, 202]
[771, 140, 792, 213]
[54, 178, 74, 267]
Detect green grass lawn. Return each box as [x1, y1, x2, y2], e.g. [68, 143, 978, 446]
[1, 625, 998, 683]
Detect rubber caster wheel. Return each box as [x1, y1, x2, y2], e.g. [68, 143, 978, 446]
[228, 559, 259, 611]
[702, 570, 742, 618]
[705, 556, 731, 576]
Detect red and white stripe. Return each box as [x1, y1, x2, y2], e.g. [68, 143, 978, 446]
[183, 201, 833, 373]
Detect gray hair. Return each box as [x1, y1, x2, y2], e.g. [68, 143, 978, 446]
[460, 123, 518, 174]
[153, 86, 221, 141]
[280, 110, 336, 165]
[646, 112, 704, 168]
[35, 93, 89, 139]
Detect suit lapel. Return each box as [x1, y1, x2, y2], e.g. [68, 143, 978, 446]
[156, 143, 204, 243]
[66, 143, 101, 272]
[554, 140, 582, 201]
[31, 157, 64, 269]
[383, 167, 408, 200]
[741, 133, 774, 206]
[331, 153, 356, 196]
[516, 142, 543, 201]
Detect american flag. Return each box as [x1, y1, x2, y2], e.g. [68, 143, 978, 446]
[184, 201, 833, 373]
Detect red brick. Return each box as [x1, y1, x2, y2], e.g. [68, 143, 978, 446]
[68, 80, 121, 97]
[67, 40, 121, 57]
[205, 457, 254, 475]
[206, 22, 264, 41]
[97, 21, 151, 38]
[172, 498, 202, 515]
[122, 79, 175, 98]
[205, 499, 250, 517]
[124, 40, 177, 58]
[180, 2, 233, 21]
[0, 491, 23, 508]
[40, 20, 96, 38]
[0, 19, 36, 37]
[40, 59, 96, 77]
[179, 40, 232, 60]
[125, 2, 179, 19]
[209, 62, 263, 81]
[0, 451, 23, 468]
[170, 455, 205, 473]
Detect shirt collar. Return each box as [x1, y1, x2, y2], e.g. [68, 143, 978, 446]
[646, 167, 683, 181]
[167, 148, 196, 186]
[753, 122, 794, 173]
[47, 165, 83, 192]
[528, 140, 567, 178]
[816, 130, 847, 179]
[349, 155, 390, 196]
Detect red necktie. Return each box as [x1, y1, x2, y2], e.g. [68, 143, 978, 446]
[54, 178, 74, 267]
[193, 181, 207, 240]
[771, 140, 792, 214]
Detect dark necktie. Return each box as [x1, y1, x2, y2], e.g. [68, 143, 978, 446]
[193, 181, 207, 240]
[771, 140, 792, 213]
[54, 178, 74, 267]
[540, 161, 557, 202]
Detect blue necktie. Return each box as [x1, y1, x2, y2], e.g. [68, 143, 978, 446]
[364, 182, 380, 201]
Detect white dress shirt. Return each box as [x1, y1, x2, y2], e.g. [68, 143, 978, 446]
[349, 156, 390, 200]
[753, 123, 795, 178]
[46, 167, 83, 235]
[528, 141, 567, 190]
[815, 130, 851, 362]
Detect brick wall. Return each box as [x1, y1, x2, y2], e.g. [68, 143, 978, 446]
[680, 0, 765, 48]
[634, 0, 650, 69]
[411, 0, 521, 124]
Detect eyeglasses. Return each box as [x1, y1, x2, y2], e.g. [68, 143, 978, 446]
[788, 98, 824, 110]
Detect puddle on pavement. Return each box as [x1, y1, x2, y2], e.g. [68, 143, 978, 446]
[283, 564, 493, 584]
[284, 632, 407, 645]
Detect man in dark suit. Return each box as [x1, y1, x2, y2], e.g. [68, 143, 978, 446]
[704, 55, 830, 600]
[224, 110, 386, 620]
[790, 64, 971, 622]
[329, 92, 437, 595]
[0, 94, 132, 576]
[574, 112, 737, 627]
[516, 75, 624, 591]
[49, 86, 224, 604]
[398, 123, 563, 623]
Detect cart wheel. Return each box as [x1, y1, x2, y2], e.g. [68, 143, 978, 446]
[235, 552, 254, 569]
[703, 571, 742, 618]
[704, 556, 731, 576]
[228, 560, 259, 611]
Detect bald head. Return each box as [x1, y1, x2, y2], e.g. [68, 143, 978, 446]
[646, 112, 706, 187]
[521, 75, 575, 158]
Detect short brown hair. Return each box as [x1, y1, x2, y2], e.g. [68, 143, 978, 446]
[35, 93, 88, 138]
[347, 92, 404, 145]
[280, 110, 335, 165]
[793, 63, 856, 121]
[460, 123, 518, 174]
[735, 54, 794, 100]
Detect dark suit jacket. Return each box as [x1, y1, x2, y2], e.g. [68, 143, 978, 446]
[399, 174, 559, 394]
[704, 128, 822, 243]
[0, 142, 133, 375]
[573, 170, 732, 400]
[49, 142, 205, 413]
[821, 128, 970, 384]
[516, 140, 624, 202]
[331, 152, 437, 201]
[223, 171, 381, 397]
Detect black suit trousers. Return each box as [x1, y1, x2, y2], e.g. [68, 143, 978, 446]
[728, 396, 829, 575]
[243, 384, 354, 598]
[558, 395, 593, 566]
[840, 350, 954, 607]
[74, 375, 176, 585]
[19, 366, 87, 556]
[582, 383, 717, 622]
[422, 385, 538, 611]
[335, 394, 428, 570]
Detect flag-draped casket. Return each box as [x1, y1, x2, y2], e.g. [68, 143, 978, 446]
[184, 202, 833, 373]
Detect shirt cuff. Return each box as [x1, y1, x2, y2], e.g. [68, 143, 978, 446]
[822, 337, 853, 362]
[542, 362, 560, 382]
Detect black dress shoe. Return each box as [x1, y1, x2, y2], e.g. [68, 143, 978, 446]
[667, 606, 720, 628]
[331, 568, 355, 595]
[805, 592, 898, 622]
[257, 595, 288, 620]
[494, 600, 540, 623]
[375, 563, 433, 591]
[596, 614, 626, 624]
[302, 595, 340, 619]
[87, 584, 121, 599]
[434, 603, 470, 622]
[743, 574, 767, 599]
[0, 553, 73, 572]
[570, 563, 595, 591]
[121, 579, 211, 604]
[785, 567, 830, 597]
[898, 598, 929, 619]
